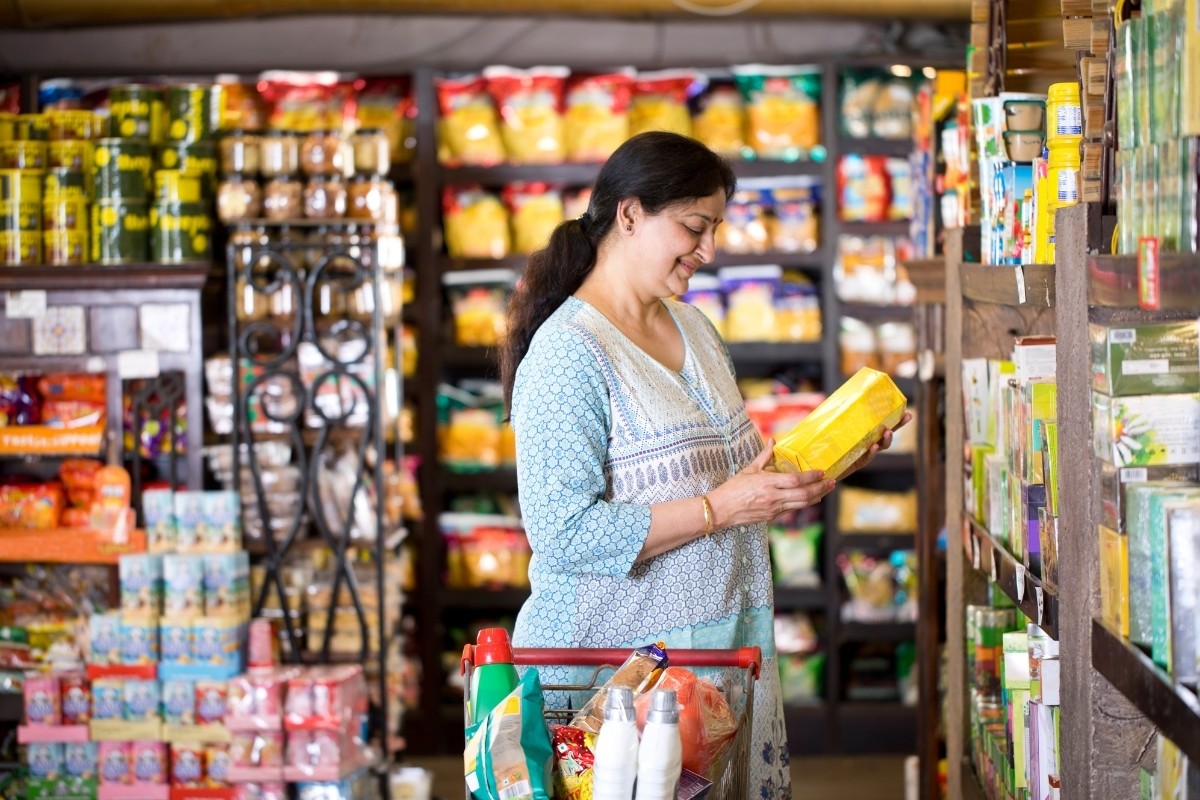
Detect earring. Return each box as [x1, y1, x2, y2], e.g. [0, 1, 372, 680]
[626, 224, 633, 232]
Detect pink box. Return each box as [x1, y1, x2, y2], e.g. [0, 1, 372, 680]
[131, 741, 167, 785]
[283, 666, 366, 731]
[24, 674, 61, 726]
[17, 724, 90, 744]
[99, 741, 132, 785]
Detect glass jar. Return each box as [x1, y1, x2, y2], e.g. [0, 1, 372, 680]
[263, 175, 304, 221]
[351, 128, 390, 176]
[261, 131, 300, 177]
[217, 174, 263, 224]
[300, 129, 346, 177]
[347, 175, 389, 222]
[304, 176, 347, 220]
[220, 130, 261, 176]
[232, 226, 271, 321]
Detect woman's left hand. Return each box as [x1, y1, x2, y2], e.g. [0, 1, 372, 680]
[842, 412, 914, 477]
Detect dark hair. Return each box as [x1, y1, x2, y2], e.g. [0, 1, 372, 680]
[500, 131, 736, 410]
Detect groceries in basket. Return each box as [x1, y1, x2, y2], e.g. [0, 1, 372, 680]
[568, 643, 667, 735]
[464, 668, 554, 800]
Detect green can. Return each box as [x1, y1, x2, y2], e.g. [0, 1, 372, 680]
[0, 170, 43, 232]
[150, 201, 211, 263]
[165, 84, 216, 143]
[91, 199, 149, 263]
[15, 113, 48, 141]
[43, 168, 89, 199]
[92, 138, 151, 200]
[109, 84, 165, 144]
[158, 141, 218, 196]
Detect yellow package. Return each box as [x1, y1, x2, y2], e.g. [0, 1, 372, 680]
[773, 367, 906, 479]
[629, 70, 699, 138]
[434, 74, 505, 166]
[552, 726, 597, 800]
[504, 182, 565, 255]
[693, 83, 747, 157]
[564, 71, 634, 162]
[484, 66, 568, 165]
[442, 185, 510, 259]
[837, 487, 918, 533]
[733, 65, 821, 158]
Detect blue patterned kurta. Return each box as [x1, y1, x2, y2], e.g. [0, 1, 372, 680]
[510, 296, 790, 800]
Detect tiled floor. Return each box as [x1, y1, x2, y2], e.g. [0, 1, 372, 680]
[409, 754, 908, 800]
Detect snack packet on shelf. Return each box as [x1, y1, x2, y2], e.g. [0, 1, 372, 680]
[691, 80, 747, 157]
[732, 64, 821, 159]
[629, 70, 702, 138]
[716, 189, 771, 255]
[568, 642, 668, 734]
[563, 71, 634, 163]
[355, 77, 417, 164]
[435, 74, 505, 166]
[442, 186, 511, 259]
[484, 67, 568, 165]
[503, 182, 565, 255]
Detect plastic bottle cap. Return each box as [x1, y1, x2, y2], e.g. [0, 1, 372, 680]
[647, 688, 679, 725]
[475, 627, 514, 665]
[603, 686, 635, 722]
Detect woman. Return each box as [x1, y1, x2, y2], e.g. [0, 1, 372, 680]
[502, 131, 907, 799]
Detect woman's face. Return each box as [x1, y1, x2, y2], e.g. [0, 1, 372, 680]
[629, 189, 726, 299]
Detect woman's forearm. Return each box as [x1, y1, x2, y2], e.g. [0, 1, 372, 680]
[637, 496, 711, 562]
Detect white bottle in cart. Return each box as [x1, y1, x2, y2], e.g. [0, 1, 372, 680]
[634, 689, 682, 800]
[592, 686, 639, 800]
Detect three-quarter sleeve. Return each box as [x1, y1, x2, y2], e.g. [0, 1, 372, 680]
[511, 325, 652, 577]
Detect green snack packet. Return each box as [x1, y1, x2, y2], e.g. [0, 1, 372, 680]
[465, 668, 554, 800]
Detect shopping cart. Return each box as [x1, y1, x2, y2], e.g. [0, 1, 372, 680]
[460, 645, 762, 800]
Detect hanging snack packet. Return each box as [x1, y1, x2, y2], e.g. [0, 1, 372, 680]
[442, 186, 511, 259]
[503, 182, 565, 255]
[464, 668, 554, 800]
[629, 70, 701, 138]
[692, 81, 747, 157]
[568, 642, 668, 734]
[732, 65, 821, 159]
[484, 67, 568, 165]
[435, 74, 506, 166]
[564, 71, 634, 163]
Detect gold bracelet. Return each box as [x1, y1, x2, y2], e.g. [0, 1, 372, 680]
[701, 495, 715, 537]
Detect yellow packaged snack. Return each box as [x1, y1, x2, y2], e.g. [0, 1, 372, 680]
[733, 64, 821, 158]
[442, 185, 510, 259]
[434, 74, 505, 166]
[442, 268, 517, 347]
[719, 265, 780, 343]
[837, 487, 918, 533]
[629, 70, 700, 138]
[773, 367, 906, 479]
[564, 71, 634, 163]
[484, 66, 568, 165]
[692, 82, 747, 157]
[504, 182, 565, 255]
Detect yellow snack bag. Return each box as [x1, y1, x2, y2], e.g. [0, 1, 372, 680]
[692, 82, 747, 157]
[484, 66, 568, 165]
[442, 185, 510, 259]
[733, 64, 822, 159]
[504, 182, 565, 255]
[629, 70, 701, 138]
[564, 71, 634, 162]
[773, 367, 907, 479]
[434, 74, 505, 166]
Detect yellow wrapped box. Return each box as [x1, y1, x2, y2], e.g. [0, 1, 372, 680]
[773, 367, 907, 479]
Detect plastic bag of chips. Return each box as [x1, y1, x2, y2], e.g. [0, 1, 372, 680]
[503, 182, 565, 255]
[691, 81, 747, 157]
[484, 66, 568, 165]
[442, 185, 510, 259]
[435, 74, 505, 166]
[563, 71, 634, 162]
[733, 65, 821, 158]
[629, 70, 702, 138]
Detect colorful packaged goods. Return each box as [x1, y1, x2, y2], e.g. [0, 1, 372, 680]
[484, 66, 568, 165]
[563, 71, 634, 163]
[732, 65, 821, 158]
[435, 74, 505, 166]
[628, 70, 699, 138]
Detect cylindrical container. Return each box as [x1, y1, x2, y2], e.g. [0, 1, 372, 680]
[347, 175, 392, 222]
[261, 131, 300, 177]
[165, 84, 215, 143]
[351, 128, 390, 176]
[43, 198, 89, 232]
[91, 200, 149, 263]
[635, 689, 682, 800]
[48, 140, 93, 172]
[0, 140, 47, 170]
[0, 231, 41, 265]
[303, 176, 346, 219]
[92, 138, 152, 200]
[219, 130, 260, 176]
[247, 618, 276, 670]
[15, 113, 48, 141]
[1046, 82, 1082, 146]
[0, 169, 43, 232]
[43, 168, 88, 200]
[150, 201, 211, 263]
[593, 686, 639, 800]
[263, 175, 303, 221]
[468, 628, 519, 725]
[1047, 143, 1080, 210]
[158, 141, 218, 197]
[300, 129, 347, 177]
[0, 112, 15, 141]
[45, 230, 87, 265]
[108, 84, 165, 143]
[154, 170, 202, 204]
[216, 175, 262, 224]
[47, 110, 100, 142]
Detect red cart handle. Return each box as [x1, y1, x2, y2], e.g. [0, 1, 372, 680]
[462, 645, 762, 680]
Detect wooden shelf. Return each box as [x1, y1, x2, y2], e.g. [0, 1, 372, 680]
[0, 527, 146, 564]
[774, 586, 826, 611]
[1088, 253, 1200, 311]
[441, 467, 518, 493]
[439, 250, 826, 274]
[441, 588, 529, 610]
[726, 342, 824, 366]
[959, 263, 1055, 307]
[838, 220, 912, 238]
[837, 302, 915, 322]
[966, 519, 1058, 640]
[838, 621, 916, 643]
[1091, 618, 1200, 764]
[837, 136, 914, 158]
[440, 162, 602, 185]
[0, 263, 211, 291]
[836, 532, 917, 551]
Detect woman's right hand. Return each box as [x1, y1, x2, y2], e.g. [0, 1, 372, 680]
[706, 438, 835, 530]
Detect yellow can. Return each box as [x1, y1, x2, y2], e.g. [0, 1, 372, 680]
[0, 112, 15, 142]
[153, 170, 202, 204]
[0, 230, 42, 265]
[47, 109, 100, 142]
[43, 168, 89, 199]
[0, 140, 46, 170]
[1046, 82, 1083, 147]
[0, 169, 43, 202]
[43, 198, 89, 232]
[44, 230, 88, 265]
[15, 113, 48, 141]
[48, 140, 93, 171]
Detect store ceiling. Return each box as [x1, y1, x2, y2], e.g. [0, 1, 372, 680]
[0, 0, 971, 28]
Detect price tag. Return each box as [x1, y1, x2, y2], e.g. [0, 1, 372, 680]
[1015, 265, 1027, 305]
[5, 290, 46, 319]
[1015, 565, 1026, 602]
[1139, 237, 1161, 310]
[1035, 586, 1045, 624]
[117, 350, 160, 380]
[989, 548, 998, 583]
[972, 537, 981, 571]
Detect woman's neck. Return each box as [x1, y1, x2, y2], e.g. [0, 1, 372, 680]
[576, 257, 662, 331]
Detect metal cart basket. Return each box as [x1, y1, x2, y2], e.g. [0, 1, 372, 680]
[460, 645, 762, 800]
